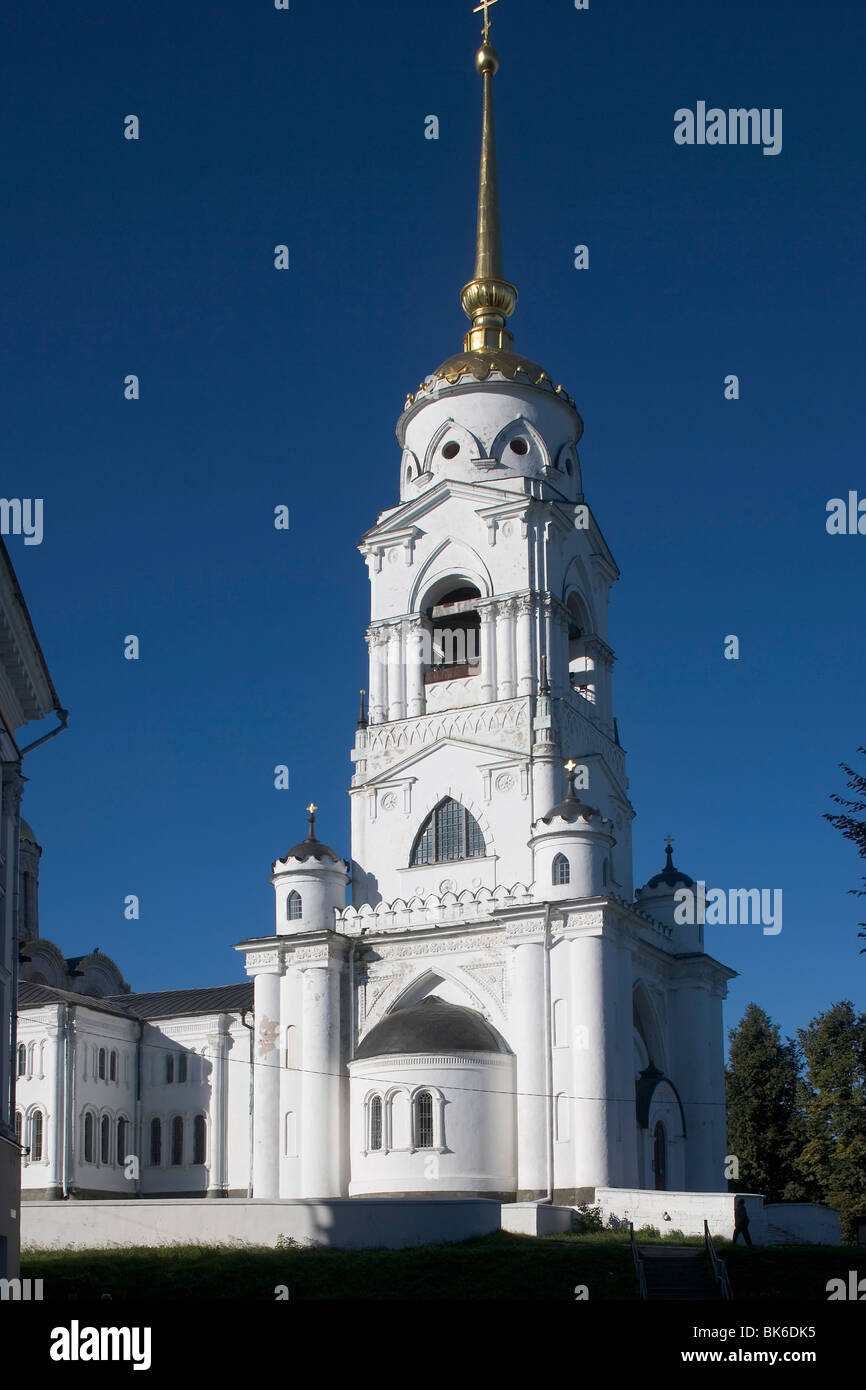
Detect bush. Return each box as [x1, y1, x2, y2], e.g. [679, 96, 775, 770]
[574, 1202, 604, 1233]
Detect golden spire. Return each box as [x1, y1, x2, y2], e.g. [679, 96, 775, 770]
[461, 1, 518, 352]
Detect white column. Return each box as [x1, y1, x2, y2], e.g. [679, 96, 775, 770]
[206, 1014, 232, 1197]
[387, 623, 406, 722]
[406, 618, 425, 717]
[495, 600, 516, 700]
[479, 604, 497, 702]
[301, 959, 342, 1197]
[671, 978, 725, 1191]
[616, 942, 638, 1186]
[509, 931, 548, 1199]
[251, 969, 281, 1199]
[367, 628, 388, 724]
[515, 596, 534, 696]
[570, 930, 616, 1190]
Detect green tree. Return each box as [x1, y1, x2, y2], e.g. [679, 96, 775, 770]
[726, 1004, 809, 1202]
[825, 746, 866, 954]
[797, 1001, 866, 1243]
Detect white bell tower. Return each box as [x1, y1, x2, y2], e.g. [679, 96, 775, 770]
[349, 35, 632, 910]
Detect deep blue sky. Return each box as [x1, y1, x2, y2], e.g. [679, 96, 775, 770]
[4, 0, 864, 1049]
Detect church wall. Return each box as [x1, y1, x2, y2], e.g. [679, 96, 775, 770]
[347, 1052, 515, 1198]
[18, 1006, 139, 1201]
[351, 740, 535, 907]
[16, 1004, 62, 1199]
[139, 1013, 251, 1198]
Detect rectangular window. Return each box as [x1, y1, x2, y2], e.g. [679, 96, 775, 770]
[178, 1054, 187, 1083]
[166, 1054, 174, 1084]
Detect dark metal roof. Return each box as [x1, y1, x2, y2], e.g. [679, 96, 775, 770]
[103, 983, 254, 1019]
[274, 807, 343, 869]
[646, 844, 694, 890]
[278, 835, 342, 866]
[356, 996, 507, 1059]
[17, 982, 133, 1018]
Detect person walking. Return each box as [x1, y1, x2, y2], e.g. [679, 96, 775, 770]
[732, 1197, 753, 1245]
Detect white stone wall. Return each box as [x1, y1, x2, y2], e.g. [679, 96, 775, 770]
[764, 1203, 841, 1246]
[21, 1197, 503, 1251]
[595, 1188, 768, 1243]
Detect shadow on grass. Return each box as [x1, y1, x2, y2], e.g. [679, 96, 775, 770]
[21, 1232, 866, 1301]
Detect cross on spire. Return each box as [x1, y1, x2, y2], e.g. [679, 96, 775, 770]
[473, 0, 500, 42]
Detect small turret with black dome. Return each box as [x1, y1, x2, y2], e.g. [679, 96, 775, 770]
[529, 760, 615, 899]
[270, 804, 350, 935]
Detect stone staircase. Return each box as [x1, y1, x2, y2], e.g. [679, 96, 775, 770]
[630, 1221, 733, 1300]
[637, 1245, 722, 1300]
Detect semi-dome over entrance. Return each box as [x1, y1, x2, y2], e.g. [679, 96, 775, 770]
[356, 996, 506, 1059]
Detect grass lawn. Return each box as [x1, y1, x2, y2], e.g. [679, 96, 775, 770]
[21, 1231, 866, 1300]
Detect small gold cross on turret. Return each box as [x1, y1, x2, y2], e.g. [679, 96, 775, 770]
[473, 0, 500, 41]
[307, 802, 318, 816]
[664, 835, 674, 848]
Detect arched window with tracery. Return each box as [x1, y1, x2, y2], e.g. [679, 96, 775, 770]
[369, 1095, 383, 1152]
[414, 1091, 434, 1149]
[287, 891, 302, 921]
[30, 1110, 44, 1161]
[17, 1043, 26, 1077]
[411, 797, 485, 865]
[552, 853, 570, 885]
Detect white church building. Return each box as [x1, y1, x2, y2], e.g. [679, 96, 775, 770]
[17, 23, 735, 1224]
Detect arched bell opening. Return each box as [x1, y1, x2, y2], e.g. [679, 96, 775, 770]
[423, 583, 481, 684]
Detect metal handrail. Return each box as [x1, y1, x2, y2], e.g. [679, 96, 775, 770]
[630, 1222, 648, 1300]
[704, 1219, 734, 1299]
